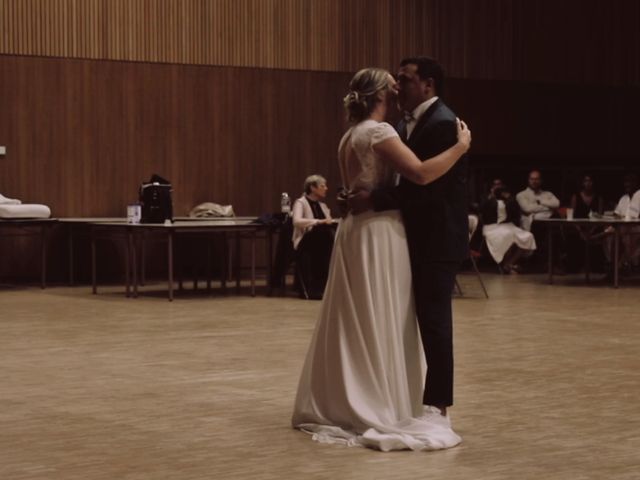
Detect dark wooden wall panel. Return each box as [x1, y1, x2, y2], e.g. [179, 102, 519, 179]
[1, 0, 638, 86]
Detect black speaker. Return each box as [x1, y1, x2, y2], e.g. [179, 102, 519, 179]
[139, 174, 173, 224]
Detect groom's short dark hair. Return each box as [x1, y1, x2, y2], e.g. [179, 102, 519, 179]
[400, 56, 445, 96]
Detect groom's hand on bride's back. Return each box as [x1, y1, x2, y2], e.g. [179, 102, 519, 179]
[336, 187, 350, 218]
[348, 190, 373, 215]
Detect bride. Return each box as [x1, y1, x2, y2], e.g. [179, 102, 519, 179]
[291, 68, 471, 451]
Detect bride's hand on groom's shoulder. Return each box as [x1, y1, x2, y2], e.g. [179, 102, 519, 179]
[456, 118, 472, 152]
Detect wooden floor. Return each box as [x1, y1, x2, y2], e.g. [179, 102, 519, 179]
[1, 273, 639, 480]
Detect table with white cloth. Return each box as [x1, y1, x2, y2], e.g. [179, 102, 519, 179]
[534, 217, 640, 288]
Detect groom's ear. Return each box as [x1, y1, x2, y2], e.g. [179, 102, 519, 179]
[423, 77, 435, 91]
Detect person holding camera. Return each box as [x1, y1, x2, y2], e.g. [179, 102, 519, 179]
[481, 179, 536, 273]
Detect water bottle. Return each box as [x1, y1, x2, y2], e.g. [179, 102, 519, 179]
[126, 203, 141, 224]
[280, 192, 291, 214]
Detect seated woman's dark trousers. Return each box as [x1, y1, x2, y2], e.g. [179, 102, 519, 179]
[295, 225, 335, 299]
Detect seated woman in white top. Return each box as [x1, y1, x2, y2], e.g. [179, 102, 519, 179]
[603, 174, 640, 271]
[291, 175, 335, 299]
[481, 180, 536, 273]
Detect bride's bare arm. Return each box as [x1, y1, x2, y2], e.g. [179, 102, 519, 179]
[373, 119, 471, 186]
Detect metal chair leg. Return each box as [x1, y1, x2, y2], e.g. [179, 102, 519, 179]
[295, 261, 310, 300]
[470, 255, 489, 299]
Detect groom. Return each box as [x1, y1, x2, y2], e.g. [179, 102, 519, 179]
[351, 56, 468, 418]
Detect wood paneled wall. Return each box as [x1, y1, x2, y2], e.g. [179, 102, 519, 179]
[1, 54, 638, 281]
[0, 55, 350, 217]
[1, 0, 639, 86]
[1, 54, 638, 219]
[1, 0, 639, 281]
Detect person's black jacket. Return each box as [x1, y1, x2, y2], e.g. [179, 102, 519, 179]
[481, 196, 521, 226]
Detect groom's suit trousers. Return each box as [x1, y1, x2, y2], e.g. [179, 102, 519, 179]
[405, 220, 459, 407]
[371, 98, 467, 408]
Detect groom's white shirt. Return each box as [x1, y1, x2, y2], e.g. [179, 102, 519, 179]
[405, 96, 439, 139]
[393, 96, 439, 186]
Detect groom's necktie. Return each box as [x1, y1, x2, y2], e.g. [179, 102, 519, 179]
[395, 112, 416, 185]
[399, 111, 415, 142]
[398, 120, 408, 142]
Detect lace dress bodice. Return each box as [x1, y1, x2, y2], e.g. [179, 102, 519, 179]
[339, 120, 399, 192]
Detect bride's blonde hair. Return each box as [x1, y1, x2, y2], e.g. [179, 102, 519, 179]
[343, 68, 392, 124]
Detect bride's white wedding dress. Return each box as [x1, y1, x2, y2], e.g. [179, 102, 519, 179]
[291, 120, 461, 451]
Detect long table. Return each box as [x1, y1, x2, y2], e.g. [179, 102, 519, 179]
[535, 217, 640, 288]
[59, 216, 261, 286]
[0, 218, 57, 288]
[88, 219, 267, 301]
[58, 218, 124, 285]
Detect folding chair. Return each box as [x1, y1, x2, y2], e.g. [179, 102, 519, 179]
[455, 214, 489, 299]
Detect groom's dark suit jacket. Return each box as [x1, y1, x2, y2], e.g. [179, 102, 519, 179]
[371, 98, 469, 263]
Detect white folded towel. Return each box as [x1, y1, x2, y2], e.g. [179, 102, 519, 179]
[0, 193, 22, 205]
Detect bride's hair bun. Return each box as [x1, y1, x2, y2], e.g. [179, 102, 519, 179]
[343, 90, 368, 121]
[343, 68, 392, 124]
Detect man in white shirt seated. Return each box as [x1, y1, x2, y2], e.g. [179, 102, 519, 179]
[613, 174, 640, 219]
[292, 175, 335, 299]
[516, 169, 563, 271]
[603, 174, 640, 273]
[516, 170, 561, 231]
